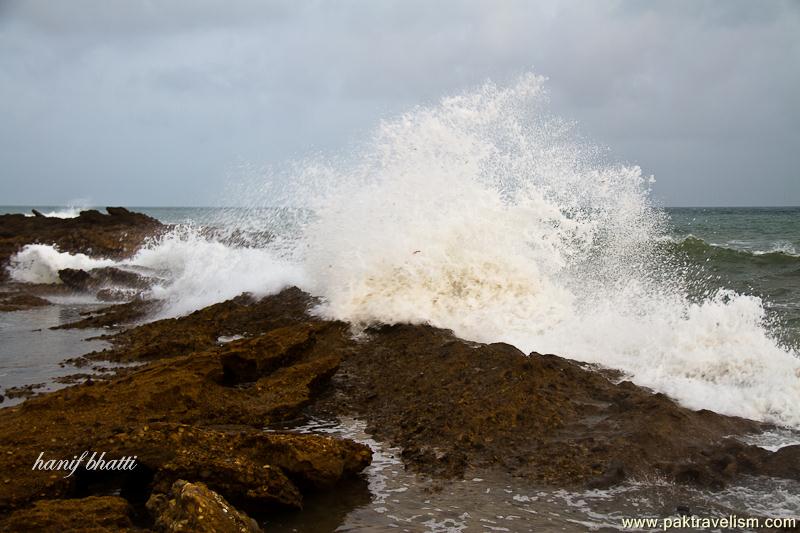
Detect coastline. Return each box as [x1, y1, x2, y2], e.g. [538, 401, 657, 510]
[1, 209, 799, 531]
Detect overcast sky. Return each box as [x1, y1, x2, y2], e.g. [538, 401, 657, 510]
[1, 0, 798, 207]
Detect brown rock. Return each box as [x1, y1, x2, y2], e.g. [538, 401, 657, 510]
[0, 293, 50, 312]
[147, 480, 262, 533]
[763, 445, 800, 480]
[56, 298, 158, 330]
[58, 267, 154, 292]
[0, 312, 370, 514]
[586, 462, 626, 489]
[312, 322, 767, 487]
[0, 496, 134, 532]
[220, 324, 316, 384]
[0, 285, 793, 531]
[105, 207, 134, 217]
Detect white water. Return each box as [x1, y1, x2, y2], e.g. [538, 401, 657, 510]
[298, 74, 800, 427]
[9, 228, 305, 318]
[7, 74, 800, 426]
[8, 244, 116, 283]
[22, 206, 86, 219]
[130, 227, 306, 317]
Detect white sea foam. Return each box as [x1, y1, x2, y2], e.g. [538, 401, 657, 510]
[6, 74, 800, 427]
[296, 74, 800, 427]
[23, 206, 87, 219]
[130, 227, 305, 317]
[41, 207, 84, 219]
[8, 244, 115, 284]
[754, 241, 799, 257]
[6, 227, 305, 318]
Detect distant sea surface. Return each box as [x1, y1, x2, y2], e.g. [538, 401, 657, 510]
[667, 207, 800, 349]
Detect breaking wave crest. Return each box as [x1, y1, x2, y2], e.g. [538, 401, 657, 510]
[296, 74, 800, 426]
[22, 206, 87, 219]
[672, 235, 800, 264]
[8, 227, 305, 318]
[7, 74, 800, 426]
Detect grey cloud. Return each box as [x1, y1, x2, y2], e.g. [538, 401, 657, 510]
[0, 0, 798, 206]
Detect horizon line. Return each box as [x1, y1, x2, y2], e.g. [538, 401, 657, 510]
[2, 204, 800, 210]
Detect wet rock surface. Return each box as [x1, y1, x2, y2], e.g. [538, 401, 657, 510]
[0, 495, 136, 532]
[310, 322, 789, 489]
[56, 298, 159, 331]
[4, 287, 792, 491]
[0, 292, 51, 312]
[57, 266, 157, 302]
[0, 299, 372, 528]
[2, 383, 46, 401]
[147, 480, 262, 533]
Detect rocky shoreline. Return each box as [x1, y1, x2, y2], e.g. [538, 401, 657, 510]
[0, 209, 798, 531]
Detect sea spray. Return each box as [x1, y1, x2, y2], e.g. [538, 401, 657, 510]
[6, 74, 800, 426]
[8, 244, 115, 284]
[300, 74, 666, 335]
[297, 74, 800, 426]
[131, 226, 306, 317]
[9, 227, 305, 318]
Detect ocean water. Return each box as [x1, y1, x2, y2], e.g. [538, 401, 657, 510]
[667, 207, 800, 350]
[0, 300, 111, 406]
[3, 75, 800, 431]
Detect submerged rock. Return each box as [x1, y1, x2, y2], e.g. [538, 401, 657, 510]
[2, 382, 45, 401]
[0, 293, 50, 312]
[147, 480, 262, 533]
[56, 298, 159, 330]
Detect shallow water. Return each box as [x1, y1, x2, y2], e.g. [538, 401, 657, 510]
[265, 418, 800, 532]
[0, 299, 110, 406]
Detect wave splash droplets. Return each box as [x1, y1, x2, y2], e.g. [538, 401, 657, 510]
[7, 74, 799, 426]
[299, 74, 800, 426]
[130, 227, 306, 318]
[306, 76, 654, 338]
[9, 244, 115, 284]
[8, 228, 305, 318]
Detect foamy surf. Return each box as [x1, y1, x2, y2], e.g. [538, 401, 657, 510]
[296, 74, 800, 427]
[22, 206, 87, 219]
[9, 244, 116, 284]
[6, 74, 800, 428]
[8, 227, 306, 318]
